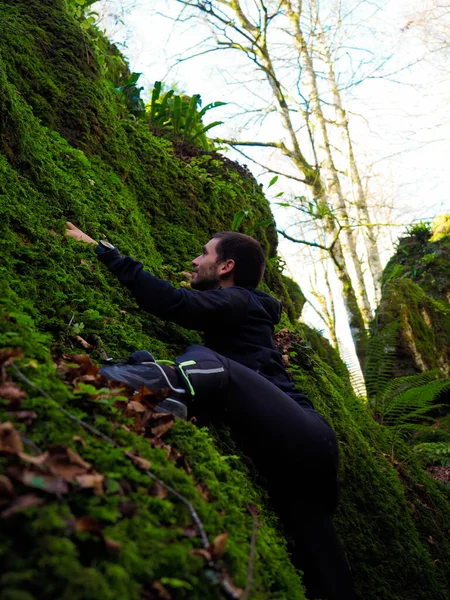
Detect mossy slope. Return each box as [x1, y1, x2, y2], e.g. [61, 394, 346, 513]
[0, 1, 449, 599]
[368, 226, 450, 381]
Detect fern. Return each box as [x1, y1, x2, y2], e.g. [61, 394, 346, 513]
[147, 82, 225, 150]
[372, 371, 450, 459]
[380, 373, 449, 427]
[364, 321, 399, 403]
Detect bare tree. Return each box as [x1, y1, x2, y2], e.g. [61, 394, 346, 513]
[308, 0, 384, 303]
[172, 0, 378, 367]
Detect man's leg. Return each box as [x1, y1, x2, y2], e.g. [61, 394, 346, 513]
[176, 346, 357, 600]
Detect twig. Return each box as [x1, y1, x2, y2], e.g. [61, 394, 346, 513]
[11, 365, 209, 548]
[19, 434, 42, 455]
[92, 334, 108, 360]
[241, 511, 260, 600]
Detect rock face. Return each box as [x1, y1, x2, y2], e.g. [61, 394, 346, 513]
[0, 2, 450, 599]
[367, 223, 450, 386]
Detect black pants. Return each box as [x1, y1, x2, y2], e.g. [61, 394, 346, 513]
[176, 346, 357, 600]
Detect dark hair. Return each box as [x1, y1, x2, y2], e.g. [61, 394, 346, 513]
[212, 232, 266, 288]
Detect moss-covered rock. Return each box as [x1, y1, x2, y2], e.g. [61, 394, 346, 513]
[369, 228, 450, 383]
[1, 1, 450, 599]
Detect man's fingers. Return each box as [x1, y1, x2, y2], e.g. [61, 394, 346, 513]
[181, 271, 193, 281]
[64, 222, 96, 244]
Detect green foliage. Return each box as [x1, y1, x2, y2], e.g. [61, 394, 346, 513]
[365, 321, 399, 399]
[373, 370, 449, 427]
[231, 209, 273, 235]
[280, 275, 306, 320]
[405, 221, 433, 244]
[147, 82, 225, 150]
[1, 1, 450, 599]
[370, 371, 450, 461]
[414, 442, 450, 467]
[107, 72, 145, 118]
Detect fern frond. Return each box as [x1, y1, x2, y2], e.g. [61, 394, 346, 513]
[365, 321, 398, 402]
[381, 377, 450, 428]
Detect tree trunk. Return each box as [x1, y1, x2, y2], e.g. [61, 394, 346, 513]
[310, 0, 383, 304]
[281, 0, 373, 327]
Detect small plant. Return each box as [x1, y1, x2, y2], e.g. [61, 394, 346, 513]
[413, 442, 450, 467]
[108, 72, 146, 118]
[370, 370, 450, 460]
[147, 82, 225, 150]
[405, 221, 432, 244]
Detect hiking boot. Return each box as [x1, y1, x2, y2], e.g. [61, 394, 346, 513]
[100, 360, 188, 420]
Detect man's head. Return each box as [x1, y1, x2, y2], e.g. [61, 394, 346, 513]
[190, 232, 266, 291]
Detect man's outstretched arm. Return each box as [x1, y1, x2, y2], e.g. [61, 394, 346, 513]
[65, 223, 248, 330]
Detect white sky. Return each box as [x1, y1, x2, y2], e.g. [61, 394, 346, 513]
[93, 0, 450, 365]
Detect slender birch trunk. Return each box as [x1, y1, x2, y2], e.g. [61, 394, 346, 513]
[246, 20, 368, 366]
[281, 0, 373, 327]
[309, 0, 383, 304]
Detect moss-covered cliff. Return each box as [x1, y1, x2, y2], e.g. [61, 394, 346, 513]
[368, 222, 450, 382]
[1, 2, 450, 599]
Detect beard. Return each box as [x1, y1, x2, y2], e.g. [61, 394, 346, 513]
[190, 270, 221, 291]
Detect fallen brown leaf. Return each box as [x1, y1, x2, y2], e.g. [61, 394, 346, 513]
[8, 410, 38, 424]
[72, 435, 87, 447]
[0, 422, 24, 454]
[149, 413, 175, 438]
[125, 451, 151, 470]
[63, 354, 99, 377]
[151, 582, 172, 600]
[104, 537, 121, 552]
[75, 516, 121, 552]
[0, 475, 15, 507]
[76, 515, 102, 534]
[1, 494, 44, 519]
[18, 451, 49, 467]
[45, 446, 91, 482]
[0, 383, 26, 405]
[151, 481, 168, 500]
[209, 532, 229, 560]
[175, 454, 192, 475]
[0, 348, 25, 369]
[191, 548, 212, 562]
[126, 400, 147, 414]
[183, 524, 198, 538]
[8, 465, 68, 495]
[76, 473, 104, 495]
[196, 482, 212, 502]
[76, 336, 94, 349]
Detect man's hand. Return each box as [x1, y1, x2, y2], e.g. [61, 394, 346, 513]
[65, 222, 97, 245]
[180, 271, 193, 288]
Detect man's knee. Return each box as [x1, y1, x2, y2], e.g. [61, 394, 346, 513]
[176, 346, 229, 397]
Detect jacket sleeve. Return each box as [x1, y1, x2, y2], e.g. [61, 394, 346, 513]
[97, 248, 249, 330]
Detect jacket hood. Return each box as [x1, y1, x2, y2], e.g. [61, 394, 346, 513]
[252, 289, 282, 325]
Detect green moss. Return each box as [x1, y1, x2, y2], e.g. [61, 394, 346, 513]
[280, 274, 306, 319]
[0, 0, 449, 598]
[371, 270, 450, 380]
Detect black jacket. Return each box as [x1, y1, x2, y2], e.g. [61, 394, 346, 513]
[97, 248, 314, 409]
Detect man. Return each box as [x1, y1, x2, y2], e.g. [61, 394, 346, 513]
[65, 222, 357, 600]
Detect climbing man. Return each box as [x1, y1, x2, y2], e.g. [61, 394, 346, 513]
[65, 221, 357, 600]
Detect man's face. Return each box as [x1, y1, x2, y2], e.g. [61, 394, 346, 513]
[191, 238, 222, 291]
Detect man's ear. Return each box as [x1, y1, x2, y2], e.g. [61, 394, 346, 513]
[219, 259, 235, 276]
